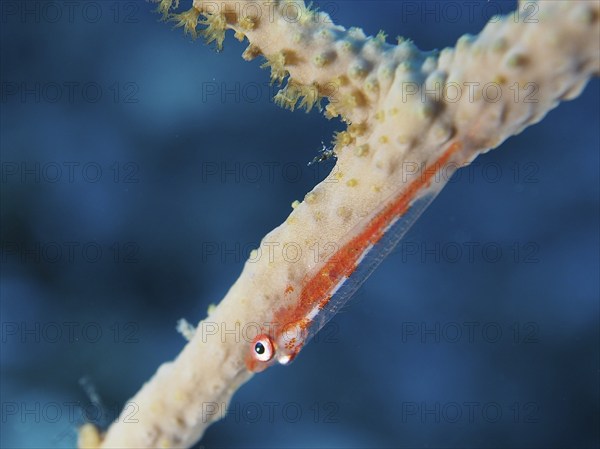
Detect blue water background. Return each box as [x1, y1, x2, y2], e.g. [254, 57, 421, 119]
[1, 1, 598, 447]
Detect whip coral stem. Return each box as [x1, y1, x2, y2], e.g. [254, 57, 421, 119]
[86, 1, 599, 448]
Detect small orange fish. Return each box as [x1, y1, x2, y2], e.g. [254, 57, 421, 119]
[247, 141, 464, 372]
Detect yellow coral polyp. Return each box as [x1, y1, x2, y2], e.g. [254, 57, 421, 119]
[171, 7, 200, 39]
[242, 44, 261, 61]
[336, 93, 358, 117]
[200, 12, 227, 51]
[305, 192, 317, 204]
[314, 53, 333, 67]
[348, 122, 367, 137]
[298, 2, 318, 25]
[374, 110, 385, 122]
[333, 131, 354, 148]
[156, 0, 179, 19]
[324, 104, 340, 119]
[354, 144, 369, 157]
[365, 79, 379, 92]
[261, 52, 288, 85]
[238, 16, 256, 31]
[297, 83, 323, 112]
[274, 82, 301, 110]
[340, 41, 355, 53]
[375, 30, 388, 44]
[275, 81, 323, 113]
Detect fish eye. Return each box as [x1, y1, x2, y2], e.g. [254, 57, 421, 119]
[252, 335, 275, 362]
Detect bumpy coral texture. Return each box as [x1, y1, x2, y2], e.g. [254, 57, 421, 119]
[87, 1, 599, 448]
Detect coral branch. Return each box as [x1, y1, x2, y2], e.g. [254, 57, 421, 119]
[86, 1, 599, 448]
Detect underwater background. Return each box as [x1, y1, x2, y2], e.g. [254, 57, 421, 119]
[1, 1, 599, 448]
